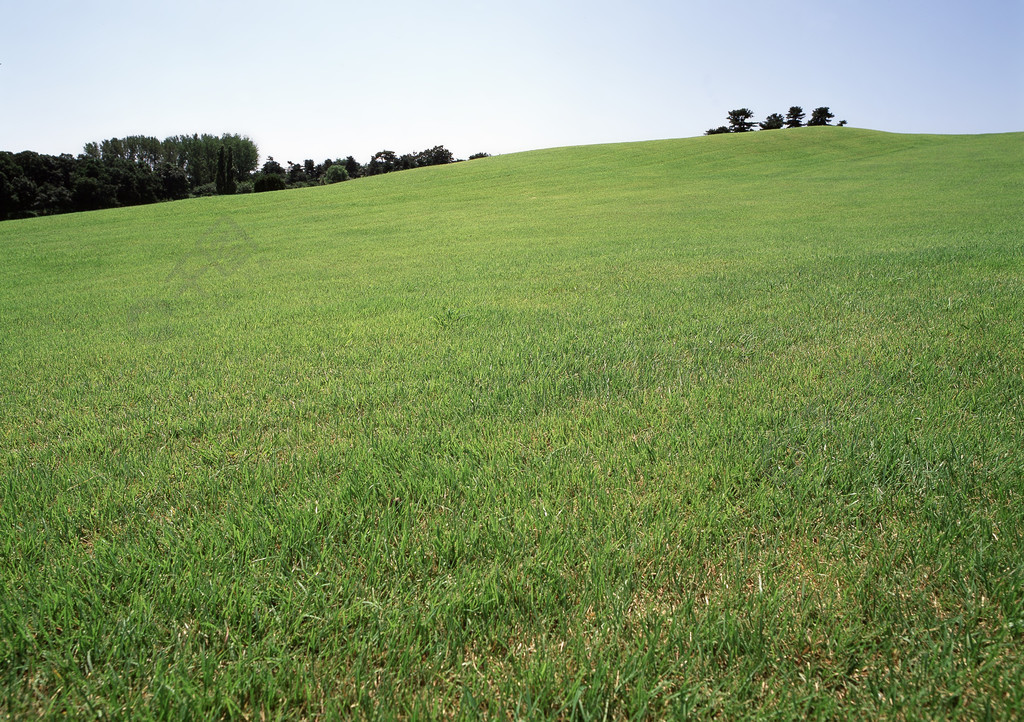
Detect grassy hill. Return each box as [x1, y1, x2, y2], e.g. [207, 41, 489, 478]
[2, 128, 1022, 718]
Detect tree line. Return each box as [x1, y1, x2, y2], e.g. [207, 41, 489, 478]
[247, 145, 488, 193]
[706, 106, 845, 135]
[0, 132, 489, 221]
[0, 133, 258, 221]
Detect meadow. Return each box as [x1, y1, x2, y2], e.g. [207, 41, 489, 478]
[1, 127, 1022, 719]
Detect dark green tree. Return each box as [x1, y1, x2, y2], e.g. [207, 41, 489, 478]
[71, 156, 118, 211]
[286, 161, 308, 185]
[261, 157, 286, 176]
[344, 156, 362, 178]
[398, 152, 417, 171]
[99, 137, 125, 161]
[366, 150, 399, 176]
[705, 126, 731, 135]
[807, 107, 835, 126]
[215, 146, 227, 195]
[727, 108, 756, 132]
[785, 106, 805, 128]
[72, 177, 113, 211]
[416, 145, 455, 166]
[101, 156, 160, 206]
[0, 152, 31, 220]
[157, 163, 190, 200]
[224, 149, 237, 195]
[759, 113, 785, 130]
[253, 173, 286, 192]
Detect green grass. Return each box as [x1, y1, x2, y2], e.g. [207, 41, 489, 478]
[1, 127, 1022, 719]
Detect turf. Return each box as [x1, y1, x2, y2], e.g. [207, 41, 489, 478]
[1, 127, 1022, 719]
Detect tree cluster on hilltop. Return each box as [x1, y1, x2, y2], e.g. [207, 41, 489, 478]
[706, 106, 846, 135]
[0, 133, 490, 221]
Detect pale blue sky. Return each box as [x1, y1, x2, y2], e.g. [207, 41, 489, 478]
[1, 0, 1021, 164]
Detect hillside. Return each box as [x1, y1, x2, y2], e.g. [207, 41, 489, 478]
[1, 128, 1022, 719]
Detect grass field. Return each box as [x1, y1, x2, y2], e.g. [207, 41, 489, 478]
[1, 127, 1022, 719]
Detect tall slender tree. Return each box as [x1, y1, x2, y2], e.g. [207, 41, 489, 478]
[215, 146, 227, 195]
[224, 149, 236, 195]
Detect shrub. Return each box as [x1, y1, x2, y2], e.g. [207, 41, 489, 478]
[253, 174, 286, 193]
[324, 165, 349, 184]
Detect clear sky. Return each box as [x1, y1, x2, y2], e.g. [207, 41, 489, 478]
[2, 0, 1021, 165]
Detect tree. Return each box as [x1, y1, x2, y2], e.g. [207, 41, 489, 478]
[72, 176, 114, 211]
[224, 149, 237, 195]
[726, 108, 756, 132]
[366, 150, 399, 176]
[397, 152, 418, 171]
[157, 163, 190, 200]
[178, 134, 220, 188]
[0, 151, 31, 220]
[71, 156, 118, 211]
[417, 145, 455, 166]
[705, 126, 731, 135]
[286, 161, 308, 185]
[369, 152, 389, 174]
[215, 146, 227, 195]
[759, 113, 785, 130]
[261, 156, 285, 176]
[785, 106, 805, 128]
[324, 164, 348, 184]
[344, 156, 362, 178]
[32, 183, 73, 216]
[808, 107, 835, 126]
[113, 135, 163, 169]
[468, 152, 491, 160]
[219, 134, 259, 180]
[101, 156, 159, 207]
[99, 137, 126, 161]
